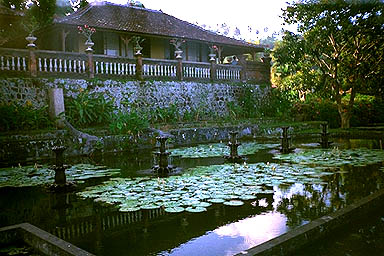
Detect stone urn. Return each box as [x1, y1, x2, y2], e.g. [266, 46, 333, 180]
[208, 53, 216, 62]
[85, 40, 94, 52]
[175, 50, 183, 59]
[26, 35, 37, 48]
[134, 46, 143, 55]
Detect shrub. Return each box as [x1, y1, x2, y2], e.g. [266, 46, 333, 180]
[65, 90, 115, 128]
[109, 110, 149, 136]
[0, 102, 53, 132]
[292, 97, 340, 128]
[151, 103, 179, 124]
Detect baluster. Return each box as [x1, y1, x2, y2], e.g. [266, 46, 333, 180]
[53, 59, 57, 72]
[129, 63, 133, 75]
[95, 61, 99, 74]
[0, 56, 3, 70]
[164, 65, 169, 77]
[48, 58, 52, 72]
[78, 60, 81, 72]
[105, 62, 108, 74]
[22, 57, 26, 71]
[109, 62, 112, 74]
[100, 61, 104, 74]
[113, 62, 116, 74]
[58, 59, 62, 72]
[5, 57, 10, 70]
[74, 60, 78, 73]
[68, 60, 72, 72]
[42, 58, 47, 72]
[150, 65, 153, 76]
[63, 60, 67, 72]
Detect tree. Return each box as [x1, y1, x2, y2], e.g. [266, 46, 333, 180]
[277, 0, 384, 128]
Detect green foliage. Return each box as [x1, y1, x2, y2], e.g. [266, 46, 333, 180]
[277, 0, 384, 127]
[151, 103, 179, 124]
[65, 90, 115, 128]
[0, 102, 53, 132]
[291, 94, 384, 127]
[349, 94, 384, 126]
[292, 97, 340, 128]
[109, 110, 149, 136]
[29, 0, 57, 28]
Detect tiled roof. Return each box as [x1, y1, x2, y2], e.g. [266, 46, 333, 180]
[55, 2, 263, 51]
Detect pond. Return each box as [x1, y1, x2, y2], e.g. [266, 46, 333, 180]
[0, 137, 384, 256]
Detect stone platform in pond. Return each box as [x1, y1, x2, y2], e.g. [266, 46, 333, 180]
[0, 223, 94, 256]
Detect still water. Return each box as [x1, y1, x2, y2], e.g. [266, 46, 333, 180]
[0, 138, 383, 256]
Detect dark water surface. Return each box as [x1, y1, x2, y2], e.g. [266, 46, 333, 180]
[1, 138, 383, 256]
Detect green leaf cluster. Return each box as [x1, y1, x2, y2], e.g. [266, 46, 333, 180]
[0, 103, 53, 132]
[65, 90, 115, 128]
[109, 110, 149, 136]
[274, 0, 384, 127]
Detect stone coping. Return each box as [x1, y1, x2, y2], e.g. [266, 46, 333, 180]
[0, 223, 94, 256]
[236, 189, 384, 256]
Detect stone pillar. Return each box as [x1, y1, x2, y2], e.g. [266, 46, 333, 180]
[261, 55, 272, 83]
[209, 53, 216, 81]
[175, 50, 183, 81]
[135, 52, 143, 81]
[48, 88, 65, 129]
[85, 41, 94, 79]
[239, 55, 247, 81]
[26, 35, 37, 77]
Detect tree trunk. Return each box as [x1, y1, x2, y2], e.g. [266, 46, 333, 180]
[339, 110, 351, 128]
[337, 87, 356, 129]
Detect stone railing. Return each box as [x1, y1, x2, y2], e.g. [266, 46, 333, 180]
[142, 58, 177, 79]
[0, 47, 270, 83]
[94, 54, 136, 77]
[37, 50, 88, 78]
[0, 48, 29, 74]
[183, 61, 211, 80]
[216, 64, 242, 80]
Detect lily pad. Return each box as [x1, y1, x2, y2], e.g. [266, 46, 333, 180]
[0, 164, 121, 188]
[223, 200, 244, 206]
[164, 207, 185, 213]
[274, 148, 384, 167]
[185, 206, 207, 213]
[169, 142, 279, 158]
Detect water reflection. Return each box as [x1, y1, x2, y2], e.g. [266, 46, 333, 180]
[0, 138, 384, 256]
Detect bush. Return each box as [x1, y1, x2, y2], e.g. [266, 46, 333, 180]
[109, 110, 149, 136]
[291, 97, 340, 128]
[349, 94, 384, 126]
[0, 102, 53, 132]
[292, 94, 383, 128]
[65, 90, 115, 128]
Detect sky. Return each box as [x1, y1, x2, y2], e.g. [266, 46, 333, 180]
[98, 0, 295, 41]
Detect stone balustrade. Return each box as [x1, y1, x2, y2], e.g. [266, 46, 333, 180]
[0, 47, 270, 84]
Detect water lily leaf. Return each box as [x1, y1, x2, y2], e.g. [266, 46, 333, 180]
[164, 207, 185, 213]
[185, 206, 207, 213]
[223, 200, 244, 206]
[208, 198, 225, 204]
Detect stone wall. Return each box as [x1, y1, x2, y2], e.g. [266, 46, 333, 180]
[0, 78, 268, 116]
